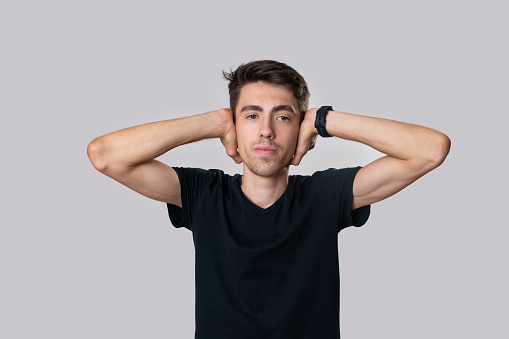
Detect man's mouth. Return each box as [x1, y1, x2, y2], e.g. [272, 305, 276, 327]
[254, 145, 277, 156]
[252, 142, 280, 156]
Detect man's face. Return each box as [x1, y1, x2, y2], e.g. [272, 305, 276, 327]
[235, 81, 301, 177]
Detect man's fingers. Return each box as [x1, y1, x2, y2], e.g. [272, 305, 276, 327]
[223, 143, 241, 163]
[308, 137, 317, 151]
[291, 134, 317, 166]
[221, 130, 242, 164]
[291, 143, 308, 166]
[232, 154, 243, 164]
[224, 144, 241, 163]
[291, 151, 305, 166]
[216, 108, 241, 164]
[291, 155, 302, 166]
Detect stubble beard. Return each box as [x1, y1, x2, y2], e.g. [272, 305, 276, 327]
[242, 140, 290, 177]
[244, 157, 287, 177]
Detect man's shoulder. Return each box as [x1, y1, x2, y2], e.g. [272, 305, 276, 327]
[291, 166, 362, 180]
[289, 167, 363, 196]
[172, 167, 240, 187]
[172, 166, 231, 177]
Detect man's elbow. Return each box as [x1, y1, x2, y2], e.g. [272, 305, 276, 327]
[87, 138, 109, 173]
[426, 132, 451, 169]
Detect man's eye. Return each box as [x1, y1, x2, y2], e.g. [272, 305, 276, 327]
[247, 114, 258, 119]
[277, 116, 290, 121]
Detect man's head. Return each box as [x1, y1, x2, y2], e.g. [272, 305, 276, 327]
[223, 60, 310, 123]
[222, 60, 310, 178]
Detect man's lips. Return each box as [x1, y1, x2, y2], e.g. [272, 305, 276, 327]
[253, 145, 278, 156]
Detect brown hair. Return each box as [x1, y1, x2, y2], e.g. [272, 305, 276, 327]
[223, 60, 310, 122]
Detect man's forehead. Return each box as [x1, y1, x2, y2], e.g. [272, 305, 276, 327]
[237, 82, 298, 109]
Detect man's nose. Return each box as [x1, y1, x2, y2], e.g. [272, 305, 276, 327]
[259, 116, 274, 138]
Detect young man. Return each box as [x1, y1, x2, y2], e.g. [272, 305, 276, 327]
[87, 60, 450, 338]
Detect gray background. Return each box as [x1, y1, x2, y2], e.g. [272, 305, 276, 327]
[1, 0, 507, 338]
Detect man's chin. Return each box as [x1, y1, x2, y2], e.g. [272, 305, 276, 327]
[244, 162, 289, 178]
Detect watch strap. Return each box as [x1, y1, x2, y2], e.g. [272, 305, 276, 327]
[314, 106, 333, 137]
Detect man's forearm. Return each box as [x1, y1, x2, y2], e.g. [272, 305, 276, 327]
[87, 109, 231, 172]
[292, 108, 450, 208]
[324, 110, 450, 164]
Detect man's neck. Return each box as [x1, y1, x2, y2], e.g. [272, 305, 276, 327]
[241, 167, 289, 209]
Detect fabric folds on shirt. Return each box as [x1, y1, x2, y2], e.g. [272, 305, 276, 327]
[167, 167, 370, 339]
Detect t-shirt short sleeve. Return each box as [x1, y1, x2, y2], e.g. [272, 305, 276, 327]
[166, 167, 219, 231]
[313, 166, 370, 232]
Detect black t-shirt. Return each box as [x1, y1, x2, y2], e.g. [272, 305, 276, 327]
[167, 167, 370, 339]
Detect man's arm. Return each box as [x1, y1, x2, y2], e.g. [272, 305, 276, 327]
[86, 109, 240, 207]
[292, 108, 451, 210]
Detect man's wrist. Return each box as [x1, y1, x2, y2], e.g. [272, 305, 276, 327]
[213, 108, 236, 139]
[314, 106, 334, 137]
[303, 108, 319, 136]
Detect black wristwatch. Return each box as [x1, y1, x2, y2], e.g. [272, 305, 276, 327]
[314, 106, 333, 137]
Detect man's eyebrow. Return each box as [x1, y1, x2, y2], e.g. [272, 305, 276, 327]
[240, 105, 263, 113]
[239, 104, 297, 114]
[271, 105, 296, 115]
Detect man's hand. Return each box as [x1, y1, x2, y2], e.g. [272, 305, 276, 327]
[217, 108, 242, 164]
[291, 108, 319, 166]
